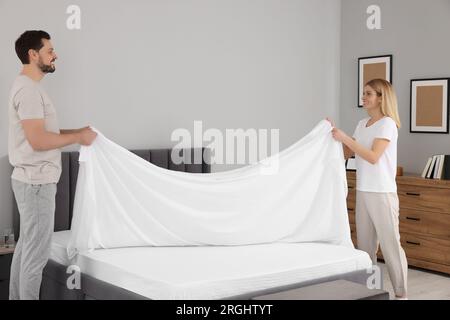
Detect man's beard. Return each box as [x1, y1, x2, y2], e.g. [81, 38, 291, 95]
[38, 57, 56, 73]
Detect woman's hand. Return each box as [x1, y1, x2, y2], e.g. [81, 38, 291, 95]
[326, 118, 348, 142]
[331, 127, 349, 143]
[325, 117, 335, 127]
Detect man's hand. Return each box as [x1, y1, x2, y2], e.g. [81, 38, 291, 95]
[78, 126, 91, 132]
[77, 127, 97, 146]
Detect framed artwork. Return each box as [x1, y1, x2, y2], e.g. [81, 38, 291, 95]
[410, 78, 449, 133]
[358, 55, 392, 108]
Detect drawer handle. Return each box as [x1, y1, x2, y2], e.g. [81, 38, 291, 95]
[406, 241, 421, 246]
[348, 186, 354, 189]
[406, 192, 420, 197]
[348, 208, 354, 212]
[406, 217, 421, 222]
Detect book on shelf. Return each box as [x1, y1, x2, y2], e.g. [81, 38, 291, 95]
[434, 156, 441, 179]
[422, 154, 450, 180]
[426, 155, 438, 179]
[421, 157, 432, 178]
[438, 155, 445, 179]
[443, 155, 450, 180]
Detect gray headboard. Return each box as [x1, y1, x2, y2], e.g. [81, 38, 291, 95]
[13, 148, 211, 241]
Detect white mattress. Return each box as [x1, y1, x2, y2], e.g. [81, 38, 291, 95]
[50, 231, 372, 299]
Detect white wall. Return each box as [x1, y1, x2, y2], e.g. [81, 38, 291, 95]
[0, 0, 341, 231]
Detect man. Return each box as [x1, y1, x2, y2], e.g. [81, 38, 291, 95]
[8, 30, 97, 300]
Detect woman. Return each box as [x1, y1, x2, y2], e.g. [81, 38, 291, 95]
[327, 79, 408, 299]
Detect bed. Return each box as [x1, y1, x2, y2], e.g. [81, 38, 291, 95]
[13, 148, 375, 300]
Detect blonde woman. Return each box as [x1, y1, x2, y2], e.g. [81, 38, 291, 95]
[327, 79, 408, 299]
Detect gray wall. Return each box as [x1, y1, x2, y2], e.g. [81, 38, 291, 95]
[0, 0, 341, 231]
[340, 0, 450, 175]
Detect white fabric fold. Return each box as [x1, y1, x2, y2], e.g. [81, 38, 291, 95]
[67, 120, 352, 259]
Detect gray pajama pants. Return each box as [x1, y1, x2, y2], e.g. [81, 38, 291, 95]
[355, 190, 408, 297]
[9, 179, 57, 300]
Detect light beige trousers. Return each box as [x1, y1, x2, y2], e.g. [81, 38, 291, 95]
[356, 191, 408, 297]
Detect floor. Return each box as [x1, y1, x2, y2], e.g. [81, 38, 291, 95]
[378, 262, 450, 300]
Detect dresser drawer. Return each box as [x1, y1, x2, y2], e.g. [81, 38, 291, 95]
[0, 254, 13, 281]
[347, 188, 356, 206]
[398, 184, 450, 214]
[401, 233, 450, 266]
[400, 208, 450, 239]
[347, 178, 356, 189]
[350, 223, 357, 246]
[348, 209, 355, 224]
[347, 187, 356, 225]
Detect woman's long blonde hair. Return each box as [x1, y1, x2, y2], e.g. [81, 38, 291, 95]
[365, 79, 401, 128]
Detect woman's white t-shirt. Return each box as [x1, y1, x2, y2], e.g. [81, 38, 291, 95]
[352, 116, 398, 193]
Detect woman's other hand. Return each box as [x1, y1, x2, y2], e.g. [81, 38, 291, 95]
[331, 127, 348, 143]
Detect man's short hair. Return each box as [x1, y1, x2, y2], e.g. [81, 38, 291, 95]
[15, 30, 51, 64]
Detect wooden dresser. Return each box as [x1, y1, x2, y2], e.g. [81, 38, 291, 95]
[346, 171, 450, 275]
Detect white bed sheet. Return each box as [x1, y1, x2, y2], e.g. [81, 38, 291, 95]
[50, 231, 372, 300]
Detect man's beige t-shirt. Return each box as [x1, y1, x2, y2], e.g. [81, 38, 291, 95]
[8, 75, 61, 184]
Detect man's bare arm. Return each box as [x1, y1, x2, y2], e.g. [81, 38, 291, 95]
[21, 119, 96, 151]
[60, 129, 81, 134]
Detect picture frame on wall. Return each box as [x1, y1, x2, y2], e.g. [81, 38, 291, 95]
[410, 78, 450, 133]
[358, 55, 392, 108]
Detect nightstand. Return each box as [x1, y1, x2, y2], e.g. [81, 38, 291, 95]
[0, 247, 14, 300]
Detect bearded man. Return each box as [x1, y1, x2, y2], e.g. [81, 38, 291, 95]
[8, 30, 97, 299]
